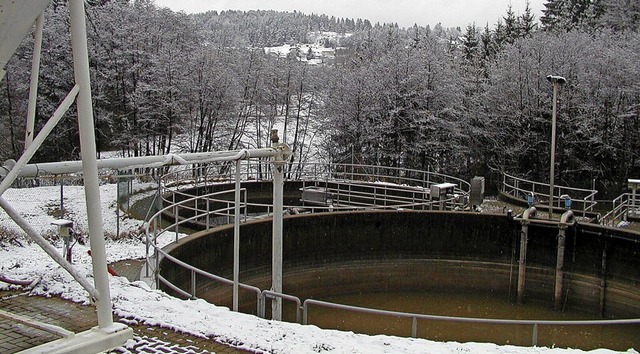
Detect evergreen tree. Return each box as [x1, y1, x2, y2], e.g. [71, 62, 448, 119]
[462, 24, 479, 61]
[541, 0, 606, 32]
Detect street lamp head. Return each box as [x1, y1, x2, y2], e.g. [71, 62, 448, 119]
[546, 75, 567, 85]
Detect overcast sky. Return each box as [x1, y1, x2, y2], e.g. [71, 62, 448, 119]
[153, 0, 546, 29]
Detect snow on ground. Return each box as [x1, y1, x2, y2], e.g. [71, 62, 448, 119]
[0, 183, 637, 354]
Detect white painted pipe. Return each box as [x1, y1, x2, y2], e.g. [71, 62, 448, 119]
[0, 148, 278, 179]
[270, 130, 289, 321]
[517, 207, 536, 304]
[69, 0, 112, 329]
[25, 13, 44, 150]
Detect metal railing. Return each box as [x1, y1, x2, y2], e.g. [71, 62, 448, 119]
[501, 172, 598, 217]
[601, 193, 640, 226]
[301, 298, 640, 346]
[160, 162, 471, 194]
[158, 162, 470, 215]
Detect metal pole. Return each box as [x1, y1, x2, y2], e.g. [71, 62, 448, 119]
[60, 177, 64, 219]
[271, 130, 285, 321]
[547, 75, 566, 219]
[116, 177, 120, 238]
[549, 82, 558, 219]
[25, 13, 44, 150]
[233, 159, 241, 312]
[69, 0, 113, 329]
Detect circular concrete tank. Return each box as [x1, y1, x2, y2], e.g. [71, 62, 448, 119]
[159, 189, 640, 349]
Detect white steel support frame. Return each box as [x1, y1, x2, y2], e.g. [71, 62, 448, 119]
[0, 0, 132, 351]
[25, 13, 44, 149]
[69, 0, 113, 329]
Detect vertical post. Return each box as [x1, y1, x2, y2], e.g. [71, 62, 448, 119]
[548, 81, 558, 220]
[271, 129, 286, 321]
[25, 13, 44, 150]
[517, 224, 528, 304]
[233, 158, 241, 312]
[116, 177, 120, 238]
[546, 75, 566, 219]
[411, 317, 417, 338]
[69, 0, 113, 329]
[555, 210, 573, 310]
[554, 228, 566, 310]
[518, 207, 536, 304]
[191, 270, 196, 298]
[599, 241, 608, 317]
[174, 204, 179, 242]
[60, 177, 64, 218]
[206, 196, 210, 231]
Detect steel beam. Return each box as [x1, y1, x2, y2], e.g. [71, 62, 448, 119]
[69, 0, 112, 329]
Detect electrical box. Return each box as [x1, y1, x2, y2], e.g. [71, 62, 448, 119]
[430, 183, 456, 200]
[51, 219, 73, 238]
[629, 179, 640, 210]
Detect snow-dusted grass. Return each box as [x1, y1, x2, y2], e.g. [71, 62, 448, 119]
[0, 182, 636, 354]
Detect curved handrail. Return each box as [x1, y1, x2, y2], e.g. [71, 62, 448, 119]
[302, 298, 640, 345]
[160, 162, 471, 195]
[501, 172, 598, 217]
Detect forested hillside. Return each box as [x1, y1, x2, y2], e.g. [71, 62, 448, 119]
[1, 0, 638, 195]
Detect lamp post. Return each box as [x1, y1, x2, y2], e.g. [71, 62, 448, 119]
[546, 75, 566, 219]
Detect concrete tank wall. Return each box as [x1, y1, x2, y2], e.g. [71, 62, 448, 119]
[161, 211, 640, 318]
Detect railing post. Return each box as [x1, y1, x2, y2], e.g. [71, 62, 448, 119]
[243, 189, 248, 222]
[411, 317, 417, 338]
[194, 198, 198, 223]
[191, 270, 196, 298]
[154, 241, 160, 289]
[532, 323, 538, 346]
[303, 302, 309, 325]
[174, 204, 179, 243]
[258, 293, 265, 318]
[206, 197, 210, 231]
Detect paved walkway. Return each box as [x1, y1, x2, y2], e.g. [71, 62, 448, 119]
[0, 260, 253, 354]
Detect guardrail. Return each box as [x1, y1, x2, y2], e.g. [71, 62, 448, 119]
[501, 172, 598, 217]
[158, 162, 470, 215]
[601, 193, 639, 226]
[160, 162, 470, 194]
[301, 298, 640, 346]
